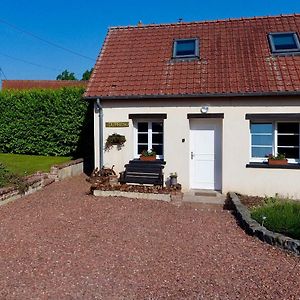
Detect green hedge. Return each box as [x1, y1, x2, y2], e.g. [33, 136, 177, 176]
[0, 87, 92, 157]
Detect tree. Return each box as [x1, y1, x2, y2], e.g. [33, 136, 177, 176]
[81, 68, 94, 80]
[56, 70, 77, 80]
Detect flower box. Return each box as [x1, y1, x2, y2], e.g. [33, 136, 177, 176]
[140, 155, 156, 161]
[268, 159, 288, 166]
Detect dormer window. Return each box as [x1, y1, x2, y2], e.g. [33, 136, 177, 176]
[173, 38, 199, 58]
[268, 32, 300, 54]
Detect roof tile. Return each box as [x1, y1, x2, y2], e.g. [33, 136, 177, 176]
[85, 15, 300, 98]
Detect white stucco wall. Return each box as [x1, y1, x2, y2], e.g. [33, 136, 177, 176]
[93, 96, 300, 199]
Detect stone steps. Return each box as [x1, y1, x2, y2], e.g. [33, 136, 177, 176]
[183, 189, 226, 205]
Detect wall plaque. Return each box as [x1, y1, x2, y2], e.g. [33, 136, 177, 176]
[105, 122, 129, 128]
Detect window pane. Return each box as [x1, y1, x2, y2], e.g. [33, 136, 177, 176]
[175, 40, 196, 56]
[152, 122, 163, 133]
[138, 122, 148, 132]
[250, 123, 272, 134]
[278, 147, 299, 159]
[277, 123, 299, 134]
[152, 144, 163, 156]
[272, 33, 298, 50]
[152, 133, 163, 144]
[252, 135, 273, 146]
[278, 135, 299, 147]
[138, 133, 148, 143]
[252, 147, 273, 158]
[138, 145, 148, 154]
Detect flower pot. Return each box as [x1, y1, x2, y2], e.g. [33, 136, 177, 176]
[170, 177, 177, 186]
[140, 155, 156, 161]
[268, 159, 288, 166]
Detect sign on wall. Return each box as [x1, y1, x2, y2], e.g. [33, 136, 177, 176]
[105, 122, 129, 128]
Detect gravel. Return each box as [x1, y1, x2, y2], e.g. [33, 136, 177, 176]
[0, 175, 299, 299]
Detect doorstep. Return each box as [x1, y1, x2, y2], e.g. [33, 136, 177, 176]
[183, 189, 226, 205]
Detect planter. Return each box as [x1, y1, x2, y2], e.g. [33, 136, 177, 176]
[140, 156, 156, 161]
[170, 177, 177, 186]
[268, 159, 288, 166]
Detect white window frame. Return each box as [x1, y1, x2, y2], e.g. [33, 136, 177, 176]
[133, 119, 164, 159]
[249, 121, 300, 163]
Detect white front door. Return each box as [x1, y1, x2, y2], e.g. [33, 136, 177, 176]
[190, 119, 222, 190]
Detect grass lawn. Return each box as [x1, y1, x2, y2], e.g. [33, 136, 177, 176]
[251, 197, 300, 240]
[0, 153, 72, 176]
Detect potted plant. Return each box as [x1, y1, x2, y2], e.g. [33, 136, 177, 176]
[170, 172, 178, 186]
[105, 133, 126, 150]
[140, 149, 156, 161]
[268, 153, 288, 166]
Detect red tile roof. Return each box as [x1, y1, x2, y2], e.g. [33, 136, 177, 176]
[85, 14, 300, 99]
[2, 80, 87, 90]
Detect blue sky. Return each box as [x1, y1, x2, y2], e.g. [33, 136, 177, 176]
[0, 0, 299, 80]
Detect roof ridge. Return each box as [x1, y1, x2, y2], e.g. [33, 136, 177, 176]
[109, 13, 300, 30]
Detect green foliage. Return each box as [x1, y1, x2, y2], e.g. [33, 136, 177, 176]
[82, 68, 94, 80]
[251, 196, 300, 240]
[105, 133, 126, 150]
[0, 87, 90, 157]
[56, 69, 77, 80]
[0, 163, 28, 193]
[268, 153, 286, 160]
[141, 149, 156, 157]
[0, 163, 9, 187]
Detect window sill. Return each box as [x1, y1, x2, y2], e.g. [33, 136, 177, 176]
[246, 162, 300, 169]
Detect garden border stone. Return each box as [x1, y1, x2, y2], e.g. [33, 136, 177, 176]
[93, 189, 172, 202]
[50, 158, 83, 181]
[229, 192, 300, 255]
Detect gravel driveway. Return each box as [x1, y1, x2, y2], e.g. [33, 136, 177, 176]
[0, 175, 299, 299]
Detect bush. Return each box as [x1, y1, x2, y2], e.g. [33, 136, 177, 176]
[0, 163, 28, 192]
[0, 163, 9, 188]
[251, 197, 300, 240]
[0, 87, 91, 157]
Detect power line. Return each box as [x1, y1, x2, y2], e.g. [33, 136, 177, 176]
[0, 18, 95, 62]
[0, 67, 7, 79]
[0, 51, 61, 72]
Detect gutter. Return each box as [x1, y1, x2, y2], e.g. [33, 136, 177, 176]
[96, 98, 104, 168]
[84, 90, 300, 101]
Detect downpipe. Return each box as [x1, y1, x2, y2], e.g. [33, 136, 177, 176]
[96, 98, 104, 168]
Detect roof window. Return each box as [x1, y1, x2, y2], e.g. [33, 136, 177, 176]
[173, 38, 199, 58]
[268, 32, 300, 54]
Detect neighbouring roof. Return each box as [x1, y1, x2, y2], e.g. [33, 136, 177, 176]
[2, 80, 88, 90]
[85, 14, 300, 99]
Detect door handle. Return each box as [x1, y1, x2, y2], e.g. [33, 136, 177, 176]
[191, 152, 194, 159]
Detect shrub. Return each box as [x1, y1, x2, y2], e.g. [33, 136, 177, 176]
[105, 133, 126, 150]
[0, 87, 91, 157]
[251, 197, 300, 240]
[0, 163, 9, 188]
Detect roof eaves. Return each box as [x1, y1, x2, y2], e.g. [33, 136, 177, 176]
[84, 90, 300, 100]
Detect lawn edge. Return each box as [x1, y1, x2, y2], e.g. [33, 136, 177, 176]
[229, 192, 300, 256]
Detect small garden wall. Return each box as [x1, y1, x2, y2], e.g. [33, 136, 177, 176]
[50, 158, 83, 181]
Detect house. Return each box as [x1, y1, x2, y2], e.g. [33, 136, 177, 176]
[2, 80, 87, 90]
[85, 14, 300, 198]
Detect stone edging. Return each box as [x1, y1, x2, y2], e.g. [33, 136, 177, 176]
[93, 189, 183, 203]
[229, 192, 300, 256]
[52, 158, 83, 170]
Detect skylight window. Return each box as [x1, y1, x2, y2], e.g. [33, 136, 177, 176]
[269, 32, 300, 54]
[173, 38, 199, 58]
